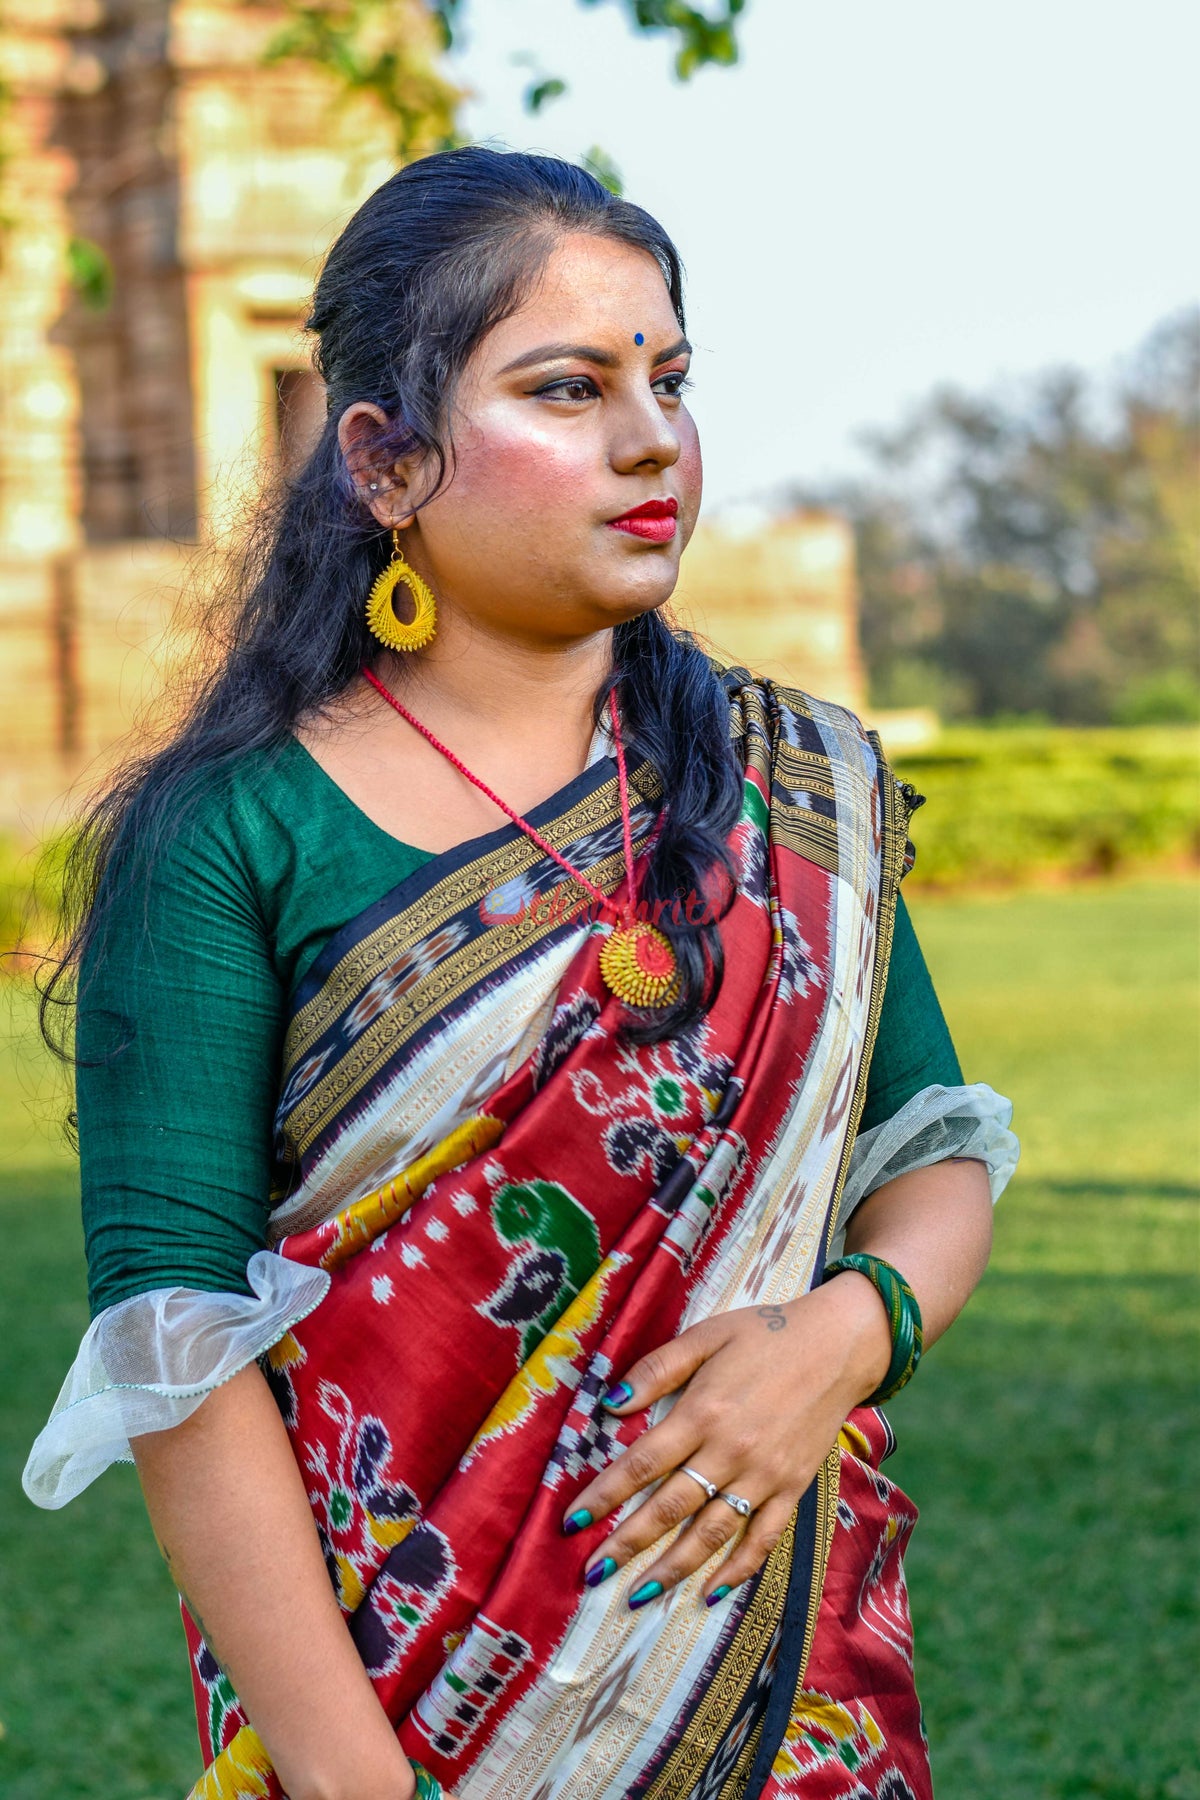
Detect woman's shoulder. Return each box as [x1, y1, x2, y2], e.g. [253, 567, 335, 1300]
[181, 735, 315, 839]
[101, 738, 315, 924]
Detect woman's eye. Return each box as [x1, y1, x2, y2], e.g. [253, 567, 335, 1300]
[536, 377, 600, 402]
[653, 371, 694, 399]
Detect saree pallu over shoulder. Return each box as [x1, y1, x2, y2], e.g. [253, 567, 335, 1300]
[185, 663, 920, 1800]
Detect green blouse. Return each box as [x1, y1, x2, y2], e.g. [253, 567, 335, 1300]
[77, 736, 963, 1318]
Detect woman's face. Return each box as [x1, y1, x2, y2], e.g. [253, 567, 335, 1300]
[343, 231, 703, 647]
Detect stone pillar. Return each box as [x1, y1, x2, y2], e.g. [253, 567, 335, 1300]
[0, 0, 83, 556]
[672, 508, 867, 712]
[52, 0, 199, 539]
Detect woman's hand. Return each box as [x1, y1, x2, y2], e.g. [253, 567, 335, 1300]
[561, 1157, 994, 1610]
[560, 1275, 892, 1607]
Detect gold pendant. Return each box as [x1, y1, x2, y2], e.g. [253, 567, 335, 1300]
[598, 920, 681, 1007]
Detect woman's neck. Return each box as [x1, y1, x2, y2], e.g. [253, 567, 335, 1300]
[374, 625, 616, 766]
[297, 627, 620, 858]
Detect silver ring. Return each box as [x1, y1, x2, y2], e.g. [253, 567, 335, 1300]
[718, 1489, 753, 1518]
[679, 1465, 719, 1502]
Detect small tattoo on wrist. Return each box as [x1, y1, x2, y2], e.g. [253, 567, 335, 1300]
[756, 1304, 787, 1332]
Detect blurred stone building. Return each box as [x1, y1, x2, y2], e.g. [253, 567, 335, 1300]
[0, 0, 864, 831]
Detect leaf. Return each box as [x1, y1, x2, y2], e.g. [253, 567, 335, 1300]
[524, 76, 568, 114]
[581, 144, 624, 196]
[261, 0, 463, 160]
[65, 236, 114, 312]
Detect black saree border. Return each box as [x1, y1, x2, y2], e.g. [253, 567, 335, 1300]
[645, 709, 908, 1800]
[818, 731, 917, 1267]
[725, 734, 912, 1800]
[733, 1447, 841, 1800]
[631, 1447, 841, 1800]
[276, 760, 665, 1161]
[287, 748, 662, 1035]
[636, 1497, 805, 1800]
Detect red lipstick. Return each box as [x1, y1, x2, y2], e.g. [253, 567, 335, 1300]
[606, 496, 679, 543]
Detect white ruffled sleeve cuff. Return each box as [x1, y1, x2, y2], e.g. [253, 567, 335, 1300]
[22, 1250, 330, 1511]
[827, 1081, 1019, 1261]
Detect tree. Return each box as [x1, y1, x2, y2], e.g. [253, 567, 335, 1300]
[262, 0, 749, 166]
[821, 308, 1200, 724]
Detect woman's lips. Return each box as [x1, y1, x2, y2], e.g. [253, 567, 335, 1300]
[606, 498, 678, 543]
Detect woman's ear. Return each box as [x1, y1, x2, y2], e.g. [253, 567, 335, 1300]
[336, 400, 431, 530]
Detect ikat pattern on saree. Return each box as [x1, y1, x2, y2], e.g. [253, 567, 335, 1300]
[757, 1408, 932, 1800]
[184, 663, 926, 1800]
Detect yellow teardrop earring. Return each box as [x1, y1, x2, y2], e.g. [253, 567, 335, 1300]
[365, 525, 437, 653]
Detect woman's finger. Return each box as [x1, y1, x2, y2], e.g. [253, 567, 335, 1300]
[582, 1477, 747, 1602]
[562, 1417, 698, 1534]
[598, 1316, 728, 1415]
[698, 1490, 799, 1604]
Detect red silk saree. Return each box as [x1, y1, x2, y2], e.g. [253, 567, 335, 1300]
[184, 662, 932, 1800]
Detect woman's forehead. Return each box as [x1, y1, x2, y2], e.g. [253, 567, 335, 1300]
[483, 235, 678, 360]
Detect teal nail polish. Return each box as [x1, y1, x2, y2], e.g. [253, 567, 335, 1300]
[563, 1508, 593, 1537]
[585, 1556, 618, 1588]
[628, 1579, 664, 1610]
[705, 1584, 732, 1607]
[602, 1380, 634, 1409]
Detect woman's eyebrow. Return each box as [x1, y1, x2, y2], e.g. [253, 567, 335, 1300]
[498, 336, 693, 374]
[651, 336, 692, 365]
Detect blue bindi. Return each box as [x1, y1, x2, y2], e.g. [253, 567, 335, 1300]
[634, 332, 645, 345]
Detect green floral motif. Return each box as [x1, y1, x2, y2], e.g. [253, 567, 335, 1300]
[485, 1179, 603, 1360]
[652, 1075, 686, 1117]
[193, 1635, 243, 1757]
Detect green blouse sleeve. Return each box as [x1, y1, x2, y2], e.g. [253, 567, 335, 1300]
[858, 891, 964, 1135]
[77, 782, 285, 1318]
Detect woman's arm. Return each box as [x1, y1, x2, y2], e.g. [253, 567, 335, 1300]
[839, 1154, 994, 1378]
[132, 1363, 422, 1800]
[560, 1157, 994, 1605]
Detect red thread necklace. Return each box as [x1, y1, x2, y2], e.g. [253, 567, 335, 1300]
[360, 665, 680, 1008]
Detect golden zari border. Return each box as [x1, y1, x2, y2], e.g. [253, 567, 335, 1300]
[280, 835, 664, 1157]
[769, 808, 839, 879]
[283, 758, 665, 1068]
[642, 1441, 841, 1800]
[823, 737, 915, 1258]
[798, 1444, 841, 1689]
[640, 1508, 800, 1800]
[731, 681, 842, 878]
[713, 1446, 841, 1800]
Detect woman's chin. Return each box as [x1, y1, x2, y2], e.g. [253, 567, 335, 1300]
[595, 546, 683, 612]
[601, 576, 681, 627]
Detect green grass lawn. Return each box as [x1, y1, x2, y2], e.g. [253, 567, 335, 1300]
[889, 879, 1199, 1800]
[1, 879, 1197, 1799]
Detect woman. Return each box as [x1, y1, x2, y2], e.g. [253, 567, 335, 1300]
[25, 148, 1017, 1800]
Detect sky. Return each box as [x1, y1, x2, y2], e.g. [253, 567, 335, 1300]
[447, 0, 1199, 512]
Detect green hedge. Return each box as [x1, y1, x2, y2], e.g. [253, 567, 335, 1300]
[1, 729, 1197, 957]
[889, 725, 1200, 889]
[0, 834, 69, 963]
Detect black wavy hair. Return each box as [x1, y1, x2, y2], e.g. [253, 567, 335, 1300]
[41, 145, 744, 1069]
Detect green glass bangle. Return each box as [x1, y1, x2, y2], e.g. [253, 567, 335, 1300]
[823, 1252, 924, 1403]
[410, 1761, 445, 1800]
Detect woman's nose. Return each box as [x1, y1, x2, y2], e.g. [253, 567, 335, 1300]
[610, 393, 682, 473]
